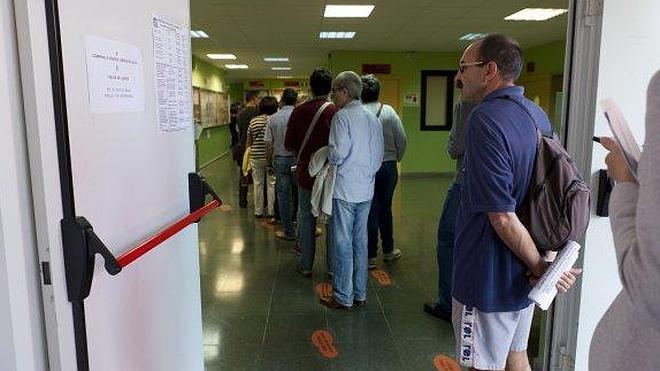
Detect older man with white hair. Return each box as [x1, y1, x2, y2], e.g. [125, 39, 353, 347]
[320, 71, 383, 310]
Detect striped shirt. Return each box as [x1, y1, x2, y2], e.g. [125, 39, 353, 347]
[247, 114, 269, 160]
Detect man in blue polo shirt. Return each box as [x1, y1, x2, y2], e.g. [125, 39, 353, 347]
[451, 34, 580, 370]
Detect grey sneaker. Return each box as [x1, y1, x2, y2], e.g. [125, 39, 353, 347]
[368, 258, 377, 270]
[383, 249, 402, 261]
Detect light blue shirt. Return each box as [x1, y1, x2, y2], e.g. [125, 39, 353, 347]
[264, 105, 294, 157]
[328, 100, 384, 203]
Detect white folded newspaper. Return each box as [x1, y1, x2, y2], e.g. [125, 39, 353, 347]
[528, 241, 581, 310]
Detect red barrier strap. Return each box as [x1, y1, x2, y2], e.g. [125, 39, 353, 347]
[117, 199, 220, 268]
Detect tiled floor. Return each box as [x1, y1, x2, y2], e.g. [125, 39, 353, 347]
[199, 157, 457, 370]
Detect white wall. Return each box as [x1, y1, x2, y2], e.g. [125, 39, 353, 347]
[0, 0, 48, 370]
[575, 0, 660, 369]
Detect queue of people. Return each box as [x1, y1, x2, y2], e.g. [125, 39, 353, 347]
[224, 32, 655, 371]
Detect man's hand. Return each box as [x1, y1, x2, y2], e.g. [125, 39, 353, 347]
[556, 268, 582, 293]
[528, 266, 583, 293]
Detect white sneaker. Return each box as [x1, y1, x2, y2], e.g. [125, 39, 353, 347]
[368, 258, 377, 270]
[383, 249, 402, 261]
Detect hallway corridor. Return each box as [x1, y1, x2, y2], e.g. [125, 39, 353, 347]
[199, 157, 455, 370]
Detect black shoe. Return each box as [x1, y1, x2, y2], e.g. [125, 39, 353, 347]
[320, 297, 351, 310]
[353, 299, 366, 309]
[423, 302, 451, 323]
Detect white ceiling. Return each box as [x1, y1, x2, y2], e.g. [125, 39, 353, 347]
[190, 0, 569, 81]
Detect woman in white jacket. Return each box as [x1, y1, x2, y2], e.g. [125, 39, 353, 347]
[590, 71, 660, 369]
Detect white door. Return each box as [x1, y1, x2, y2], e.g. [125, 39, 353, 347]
[15, 0, 204, 370]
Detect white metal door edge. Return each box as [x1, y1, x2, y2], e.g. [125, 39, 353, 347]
[547, 0, 604, 370]
[13, 0, 78, 370]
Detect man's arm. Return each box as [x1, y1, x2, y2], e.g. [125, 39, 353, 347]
[328, 114, 350, 166]
[390, 107, 407, 161]
[487, 212, 546, 277]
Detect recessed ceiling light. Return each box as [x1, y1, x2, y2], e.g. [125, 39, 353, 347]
[190, 30, 209, 38]
[319, 31, 356, 39]
[459, 33, 487, 41]
[277, 76, 293, 79]
[264, 57, 289, 62]
[224, 64, 249, 69]
[207, 54, 237, 60]
[504, 8, 568, 21]
[324, 5, 375, 18]
[271, 67, 292, 71]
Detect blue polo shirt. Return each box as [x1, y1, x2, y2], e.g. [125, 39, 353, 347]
[452, 86, 552, 312]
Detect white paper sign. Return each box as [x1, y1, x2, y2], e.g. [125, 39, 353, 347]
[84, 34, 145, 113]
[152, 16, 192, 133]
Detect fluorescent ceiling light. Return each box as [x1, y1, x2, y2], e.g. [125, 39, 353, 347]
[504, 8, 568, 21]
[207, 54, 237, 60]
[319, 31, 356, 39]
[271, 67, 292, 71]
[190, 30, 209, 38]
[459, 33, 487, 41]
[224, 64, 249, 69]
[264, 57, 289, 62]
[277, 76, 293, 79]
[324, 5, 375, 18]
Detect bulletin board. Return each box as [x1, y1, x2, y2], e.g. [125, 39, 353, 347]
[192, 86, 229, 127]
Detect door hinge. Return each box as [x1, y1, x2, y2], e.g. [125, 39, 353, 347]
[41, 261, 52, 285]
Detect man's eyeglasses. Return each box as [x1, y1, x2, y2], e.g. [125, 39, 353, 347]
[458, 61, 485, 73]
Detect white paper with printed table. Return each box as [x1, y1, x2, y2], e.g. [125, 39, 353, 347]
[600, 98, 642, 182]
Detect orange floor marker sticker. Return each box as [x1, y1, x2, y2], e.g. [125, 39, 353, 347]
[219, 204, 233, 212]
[259, 220, 275, 230]
[371, 270, 392, 286]
[315, 282, 333, 300]
[433, 354, 461, 371]
[311, 330, 338, 359]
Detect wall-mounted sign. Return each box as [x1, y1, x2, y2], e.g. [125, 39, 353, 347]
[362, 64, 391, 74]
[403, 92, 420, 107]
[84, 34, 145, 113]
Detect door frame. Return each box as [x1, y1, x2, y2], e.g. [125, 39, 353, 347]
[544, 0, 604, 369]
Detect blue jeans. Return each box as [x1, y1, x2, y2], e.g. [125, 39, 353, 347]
[331, 198, 371, 307]
[298, 188, 332, 271]
[436, 181, 462, 313]
[273, 156, 296, 237]
[367, 161, 398, 258]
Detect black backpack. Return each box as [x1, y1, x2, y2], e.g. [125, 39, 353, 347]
[503, 97, 591, 251]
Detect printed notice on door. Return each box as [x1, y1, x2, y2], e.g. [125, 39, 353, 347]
[152, 16, 192, 132]
[84, 35, 145, 113]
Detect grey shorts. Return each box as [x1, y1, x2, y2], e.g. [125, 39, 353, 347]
[452, 298, 535, 370]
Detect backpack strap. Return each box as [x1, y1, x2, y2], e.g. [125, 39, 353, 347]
[376, 103, 384, 118]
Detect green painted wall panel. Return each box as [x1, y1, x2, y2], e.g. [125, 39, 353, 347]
[197, 126, 231, 166]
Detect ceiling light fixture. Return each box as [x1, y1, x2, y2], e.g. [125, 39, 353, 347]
[324, 5, 375, 18]
[459, 33, 487, 41]
[276, 76, 293, 79]
[207, 54, 237, 60]
[264, 57, 289, 62]
[504, 8, 568, 21]
[224, 64, 249, 69]
[319, 31, 356, 39]
[271, 67, 292, 71]
[190, 30, 209, 38]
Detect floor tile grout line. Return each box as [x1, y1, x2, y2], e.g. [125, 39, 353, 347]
[261, 257, 279, 346]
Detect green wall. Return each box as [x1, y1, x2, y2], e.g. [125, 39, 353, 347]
[520, 40, 566, 77]
[329, 40, 566, 175]
[330, 50, 461, 174]
[197, 126, 231, 167]
[192, 56, 232, 165]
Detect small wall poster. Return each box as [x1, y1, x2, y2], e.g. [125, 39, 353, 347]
[404, 92, 420, 107]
